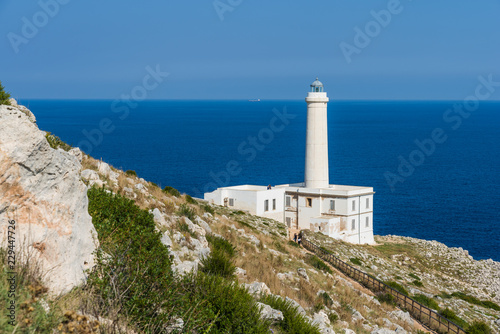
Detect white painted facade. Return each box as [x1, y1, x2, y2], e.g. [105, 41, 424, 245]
[204, 79, 375, 244]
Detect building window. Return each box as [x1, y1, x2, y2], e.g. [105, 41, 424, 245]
[352, 200, 356, 211]
[264, 200, 269, 212]
[330, 200, 335, 211]
[228, 198, 234, 206]
[306, 198, 312, 207]
[273, 199, 276, 210]
[365, 216, 369, 228]
[352, 219, 356, 230]
[285, 217, 291, 228]
[285, 196, 291, 207]
[319, 226, 322, 231]
[366, 198, 370, 209]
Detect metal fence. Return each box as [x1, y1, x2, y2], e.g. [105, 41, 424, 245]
[301, 237, 466, 334]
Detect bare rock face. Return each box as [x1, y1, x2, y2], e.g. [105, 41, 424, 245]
[0, 104, 98, 295]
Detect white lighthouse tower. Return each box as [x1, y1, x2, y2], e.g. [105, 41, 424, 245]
[205, 78, 375, 245]
[305, 78, 330, 189]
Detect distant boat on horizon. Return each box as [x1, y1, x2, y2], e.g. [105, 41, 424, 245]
[248, 99, 261, 102]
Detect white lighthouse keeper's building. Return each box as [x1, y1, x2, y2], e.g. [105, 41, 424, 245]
[205, 78, 375, 244]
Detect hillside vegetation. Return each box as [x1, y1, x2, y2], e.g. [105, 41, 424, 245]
[1, 101, 498, 333]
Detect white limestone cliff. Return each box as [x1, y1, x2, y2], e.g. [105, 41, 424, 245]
[0, 103, 97, 295]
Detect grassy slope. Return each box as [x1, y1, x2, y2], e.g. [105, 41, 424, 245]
[1, 142, 497, 333]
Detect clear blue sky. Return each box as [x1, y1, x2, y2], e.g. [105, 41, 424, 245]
[1, 0, 499, 100]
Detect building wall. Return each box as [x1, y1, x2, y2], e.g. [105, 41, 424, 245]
[205, 188, 285, 221]
[256, 188, 285, 221]
[206, 185, 375, 245]
[204, 189, 259, 214]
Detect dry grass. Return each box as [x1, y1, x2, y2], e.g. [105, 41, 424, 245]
[81, 155, 98, 171]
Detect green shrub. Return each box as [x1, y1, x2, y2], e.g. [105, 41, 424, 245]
[185, 194, 197, 204]
[327, 312, 338, 324]
[202, 204, 215, 215]
[202, 235, 237, 279]
[177, 218, 196, 237]
[45, 132, 72, 151]
[384, 281, 409, 296]
[481, 300, 500, 311]
[87, 186, 191, 332]
[0, 81, 11, 105]
[260, 294, 321, 334]
[305, 254, 332, 274]
[377, 292, 396, 305]
[319, 292, 333, 308]
[125, 169, 137, 177]
[87, 186, 267, 332]
[200, 249, 236, 279]
[409, 273, 421, 281]
[452, 292, 500, 311]
[466, 321, 492, 334]
[349, 258, 362, 266]
[288, 240, 300, 248]
[273, 241, 289, 254]
[412, 294, 439, 310]
[193, 274, 270, 333]
[412, 279, 424, 287]
[437, 292, 453, 299]
[439, 308, 468, 329]
[236, 220, 256, 230]
[163, 186, 181, 197]
[206, 234, 236, 258]
[177, 203, 196, 221]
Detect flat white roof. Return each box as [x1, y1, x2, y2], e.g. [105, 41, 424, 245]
[214, 182, 374, 196]
[221, 185, 269, 191]
[276, 183, 373, 196]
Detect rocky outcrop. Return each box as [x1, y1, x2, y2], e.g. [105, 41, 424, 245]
[257, 302, 284, 322]
[0, 103, 97, 295]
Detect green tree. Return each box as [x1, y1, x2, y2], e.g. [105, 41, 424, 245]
[0, 81, 11, 105]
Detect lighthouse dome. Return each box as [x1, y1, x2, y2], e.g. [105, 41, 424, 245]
[310, 77, 324, 92]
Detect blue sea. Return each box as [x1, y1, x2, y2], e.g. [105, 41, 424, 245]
[19, 99, 500, 261]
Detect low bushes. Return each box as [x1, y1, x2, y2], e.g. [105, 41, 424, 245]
[384, 281, 409, 296]
[45, 132, 72, 151]
[87, 186, 271, 333]
[466, 321, 492, 334]
[377, 292, 396, 305]
[201, 204, 215, 215]
[412, 280, 424, 287]
[200, 249, 236, 279]
[163, 186, 181, 197]
[177, 203, 196, 221]
[185, 194, 197, 204]
[87, 186, 186, 332]
[349, 258, 362, 266]
[0, 81, 11, 105]
[191, 274, 270, 333]
[260, 294, 321, 334]
[206, 234, 236, 257]
[201, 235, 237, 279]
[439, 308, 468, 329]
[451, 292, 500, 311]
[125, 170, 137, 177]
[305, 254, 333, 274]
[412, 294, 439, 311]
